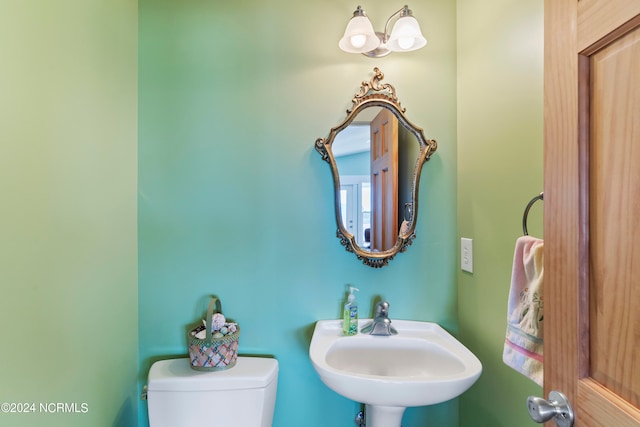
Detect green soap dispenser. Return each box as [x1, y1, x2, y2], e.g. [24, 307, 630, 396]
[342, 286, 359, 336]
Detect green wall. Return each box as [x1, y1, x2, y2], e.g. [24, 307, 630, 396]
[0, 1, 138, 426]
[0, 0, 545, 425]
[457, 0, 544, 425]
[336, 152, 369, 176]
[138, 1, 457, 426]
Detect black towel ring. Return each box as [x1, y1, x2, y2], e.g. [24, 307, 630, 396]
[522, 192, 544, 236]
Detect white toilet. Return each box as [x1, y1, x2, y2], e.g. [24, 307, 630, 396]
[146, 357, 278, 427]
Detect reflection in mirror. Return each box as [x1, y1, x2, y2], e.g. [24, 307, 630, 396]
[333, 107, 421, 251]
[315, 68, 437, 268]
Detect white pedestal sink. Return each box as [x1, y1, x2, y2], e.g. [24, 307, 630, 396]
[309, 319, 482, 427]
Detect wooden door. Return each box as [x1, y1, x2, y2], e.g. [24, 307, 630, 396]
[370, 108, 398, 252]
[544, 1, 640, 425]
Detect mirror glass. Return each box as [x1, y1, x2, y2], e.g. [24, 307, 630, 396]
[315, 68, 437, 268]
[332, 107, 421, 251]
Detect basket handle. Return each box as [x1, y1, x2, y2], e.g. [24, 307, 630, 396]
[205, 297, 223, 343]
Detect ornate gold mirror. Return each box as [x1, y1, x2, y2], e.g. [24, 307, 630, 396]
[315, 68, 437, 268]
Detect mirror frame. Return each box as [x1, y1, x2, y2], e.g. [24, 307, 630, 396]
[315, 67, 437, 268]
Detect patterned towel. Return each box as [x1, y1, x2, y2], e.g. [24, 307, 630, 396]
[503, 235, 544, 386]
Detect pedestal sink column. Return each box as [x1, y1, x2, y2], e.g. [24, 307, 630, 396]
[365, 404, 406, 427]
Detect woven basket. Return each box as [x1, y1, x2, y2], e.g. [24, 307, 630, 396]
[187, 297, 240, 371]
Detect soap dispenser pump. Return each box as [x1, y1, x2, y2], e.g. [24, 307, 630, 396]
[342, 286, 359, 336]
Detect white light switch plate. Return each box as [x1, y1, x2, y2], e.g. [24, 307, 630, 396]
[461, 238, 473, 273]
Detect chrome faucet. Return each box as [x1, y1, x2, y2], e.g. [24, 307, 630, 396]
[361, 301, 398, 335]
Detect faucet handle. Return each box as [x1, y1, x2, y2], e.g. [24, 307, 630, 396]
[375, 301, 390, 318]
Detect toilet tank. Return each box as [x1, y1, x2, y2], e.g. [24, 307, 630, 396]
[147, 357, 278, 427]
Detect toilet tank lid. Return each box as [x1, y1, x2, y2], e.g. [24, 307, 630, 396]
[147, 357, 278, 392]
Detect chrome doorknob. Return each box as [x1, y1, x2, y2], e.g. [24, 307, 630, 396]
[526, 391, 574, 427]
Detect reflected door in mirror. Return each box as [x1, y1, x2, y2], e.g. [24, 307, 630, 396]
[370, 108, 399, 251]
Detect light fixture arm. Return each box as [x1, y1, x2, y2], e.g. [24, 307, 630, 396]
[382, 5, 410, 44]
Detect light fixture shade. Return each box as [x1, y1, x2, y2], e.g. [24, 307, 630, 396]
[386, 15, 427, 52]
[339, 15, 380, 53]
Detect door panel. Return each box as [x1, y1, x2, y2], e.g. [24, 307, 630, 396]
[589, 27, 640, 408]
[544, 0, 640, 425]
[370, 109, 398, 252]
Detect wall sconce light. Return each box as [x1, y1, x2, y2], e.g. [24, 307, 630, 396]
[339, 5, 427, 58]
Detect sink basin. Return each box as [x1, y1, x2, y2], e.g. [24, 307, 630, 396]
[309, 319, 482, 427]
